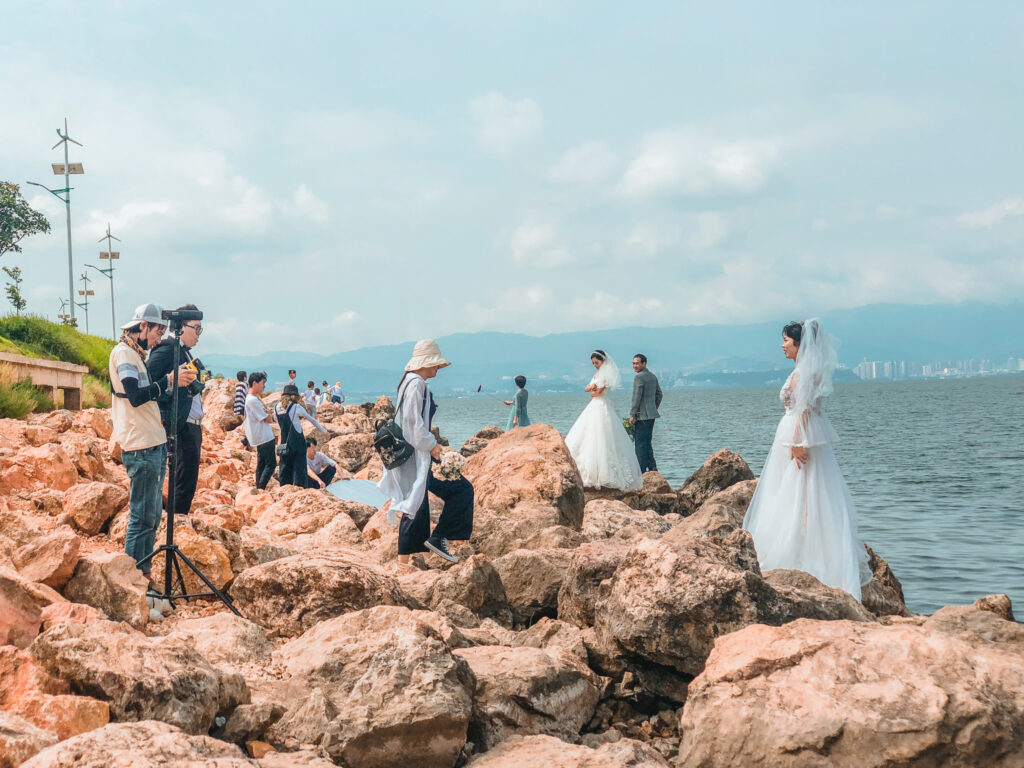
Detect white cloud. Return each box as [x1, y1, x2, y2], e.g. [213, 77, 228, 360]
[548, 141, 619, 186]
[287, 108, 432, 151]
[291, 184, 329, 223]
[568, 291, 666, 326]
[468, 92, 543, 155]
[619, 132, 778, 199]
[955, 198, 1024, 229]
[511, 222, 574, 267]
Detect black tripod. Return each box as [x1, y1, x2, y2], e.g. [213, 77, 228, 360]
[136, 316, 240, 616]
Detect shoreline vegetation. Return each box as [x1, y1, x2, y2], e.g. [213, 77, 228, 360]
[0, 376, 1020, 766]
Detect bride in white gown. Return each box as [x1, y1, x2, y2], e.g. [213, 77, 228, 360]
[565, 350, 643, 490]
[743, 319, 872, 600]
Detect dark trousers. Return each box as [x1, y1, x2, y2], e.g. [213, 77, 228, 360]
[634, 418, 657, 473]
[255, 441, 277, 490]
[306, 465, 337, 488]
[398, 474, 474, 555]
[170, 422, 202, 515]
[279, 444, 308, 487]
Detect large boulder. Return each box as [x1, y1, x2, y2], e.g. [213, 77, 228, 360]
[0, 711, 57, 768]
[582, 499, 671, 541]
[62, 551, 149, 629]
[30, 620, 249, 735]
[465, 424, 585, 529]
[256, 488, 367, 547]
[460, 426, 504, 458]
[455, 645, 604, 751]
[465, 734, 670, 767]
[166, 613, 273, 669]
[322, 433, 375, 472]
[557, 538, 633, 629]
[151, 527, 234, 593]
[594, 528, 873, 689]
[269, 605, 475, 768]
[472, 502, 571, 559]
[677, 450, 754, 509]
[229, 551, 414, 637]
[0, 444, 78, 495]
[678, 612, 1024, 768]
[58, 432, 115, 482]
[494, 548, 574, 626]
[19, 720, 254, 768]
[586, 472, 693, 517]
[0, 567, 43, 648]
[12, 528, 81, 589]
[61, 482, 129, 537]
[399, 554, 512, 626]
[672, 479, 757, 540]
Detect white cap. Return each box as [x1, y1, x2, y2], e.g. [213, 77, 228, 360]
[121, 303, 165, 330]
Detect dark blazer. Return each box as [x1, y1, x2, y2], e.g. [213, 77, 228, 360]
[146, 338, 195, 434]
[630, 368, 663, 421]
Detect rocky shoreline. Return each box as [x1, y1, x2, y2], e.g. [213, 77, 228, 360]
[0, 378, 1020, 767]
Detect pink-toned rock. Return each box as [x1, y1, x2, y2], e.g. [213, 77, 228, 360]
[39, 601, 105, 630]
[557, 537, 633, 629]
[191, 487, 235, 510]
[72, 408, 113, 440]
[0, 711, 57, 768]
[256, 488, 365, 540]
[167, 613, 273, 668]
[151, 527, 234, 592]
[9, 691, 109, 741]
[369, 395, 395, 422]
[465, 734, 671, 767]
[464, 424, 585, 529]
[31, 620, 249, 735]
[0, 444, 78, 495]
[28, 410, 73, 434]
[269, 605, 474, 768]
[455, 645, 603, 750]
[679, 615, 1024, 768]
[19, 720, 254, 768]
[13, 528, 81, 589]
[512, 617, 590, 663]
[62, 552, 149, 629]
[677, 449, 754, 508]
[399, 554, 512, 626]
[0, 567, 43, 648]
[582, 498, 670, 541]
[322, 433, 375, 472]
[234, 486, 275, 525]
[61, 482, 129, 536]
[460, 425, 504, 458]
[58, 432, 112, 481]
[193, 506, 244, 533]
[473, 501, 573, 559]
[229, 551, 414, 637]
[494, 548, 574, 626]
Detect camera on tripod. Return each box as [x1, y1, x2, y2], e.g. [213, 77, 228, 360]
[160, 308, 208, 396]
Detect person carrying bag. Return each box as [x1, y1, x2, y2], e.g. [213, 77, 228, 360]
[275, 383, 327, 486]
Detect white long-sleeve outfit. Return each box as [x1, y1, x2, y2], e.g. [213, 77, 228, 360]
[377, 374, 435, 525]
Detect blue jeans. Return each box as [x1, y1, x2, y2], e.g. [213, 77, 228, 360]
[122, 443, 167, 574]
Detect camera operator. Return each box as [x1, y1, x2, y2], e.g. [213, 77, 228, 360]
[109, 304, 195, 585]
[147, 303, 206, 516]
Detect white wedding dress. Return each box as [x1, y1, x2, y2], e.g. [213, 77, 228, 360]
[743, 320, 872, 600]
[565, 357, 643, 491]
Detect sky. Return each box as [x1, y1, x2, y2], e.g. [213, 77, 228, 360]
[2, 1, 1023, 356]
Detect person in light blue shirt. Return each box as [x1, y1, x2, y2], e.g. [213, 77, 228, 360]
[504, 375, 531, 430]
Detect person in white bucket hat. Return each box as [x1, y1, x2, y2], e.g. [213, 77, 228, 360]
[378, 339, 472, 565]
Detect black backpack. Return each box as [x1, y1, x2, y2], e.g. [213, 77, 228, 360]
[373, 379, 428, 470]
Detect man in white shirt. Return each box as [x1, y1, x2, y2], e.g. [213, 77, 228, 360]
[303, 380, 318, 418]
[244, 372, 277, 489]
[305, 437, 337, 488]
[331, 381, 345, 404]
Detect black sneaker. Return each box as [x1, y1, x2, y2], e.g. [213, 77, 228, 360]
[425, 536, 458, 564]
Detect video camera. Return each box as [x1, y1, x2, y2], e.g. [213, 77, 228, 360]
[160, 308, 203, 330]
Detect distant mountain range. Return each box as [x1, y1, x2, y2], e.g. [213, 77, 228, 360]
[203, 301, 1024, 396]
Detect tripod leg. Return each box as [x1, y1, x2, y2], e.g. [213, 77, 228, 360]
[174, 549, 242, 617]
[171, 553, 188, 601]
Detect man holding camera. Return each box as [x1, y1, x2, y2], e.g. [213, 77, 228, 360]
[109, 304, 195, 584]
[147, 304, 206, 517]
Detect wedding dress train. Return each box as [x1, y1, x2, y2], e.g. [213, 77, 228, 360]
[565, 357, 643, 491]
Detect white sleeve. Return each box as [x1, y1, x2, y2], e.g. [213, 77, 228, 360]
[399, 378, 436, 453]
[296, 404, 328, 434]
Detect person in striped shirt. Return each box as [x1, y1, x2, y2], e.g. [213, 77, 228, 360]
[233, 371, 248, 416]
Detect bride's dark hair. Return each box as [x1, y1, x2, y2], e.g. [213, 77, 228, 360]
[783, 321, 804, 344]
[591, 349, 607, 362]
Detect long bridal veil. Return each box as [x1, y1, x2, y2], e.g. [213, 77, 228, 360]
[592, 355, 622, 390]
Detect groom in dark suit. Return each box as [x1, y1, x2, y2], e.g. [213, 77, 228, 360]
[629, 354, 663, 473]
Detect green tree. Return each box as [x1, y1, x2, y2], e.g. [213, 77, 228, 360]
[3, 266, 26, 314]
[1, 181, 51, 259]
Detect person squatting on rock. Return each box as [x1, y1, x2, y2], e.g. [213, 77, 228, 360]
[146, 304, 205, 516]
[378, 339, 474, 565]
[305, 437, 337, 488]
[275, 383, 328, 486]
[108, 303, 196, 588]
[244, 372, 277, 490]
[629, 353, 663, 473]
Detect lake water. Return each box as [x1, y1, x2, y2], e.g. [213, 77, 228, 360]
[433, 375, 1024, 615]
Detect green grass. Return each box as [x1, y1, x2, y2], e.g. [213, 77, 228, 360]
[0, 315, 115, 417]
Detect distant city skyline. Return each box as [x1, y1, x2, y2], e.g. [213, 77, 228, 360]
[2, 2, 1023, 355]
[854, 356, 1024, 382]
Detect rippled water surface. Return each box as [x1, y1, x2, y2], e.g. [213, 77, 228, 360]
[435, 375, 1024, 614]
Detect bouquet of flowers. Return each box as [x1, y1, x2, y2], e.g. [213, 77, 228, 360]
[622, 417, 635, 442]
[433, 450, 467, 481]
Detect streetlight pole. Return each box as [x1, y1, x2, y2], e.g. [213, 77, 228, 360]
[26, 118, 83, 322]
[76, 272, 94, 335]
[94, 222, 121, 338]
